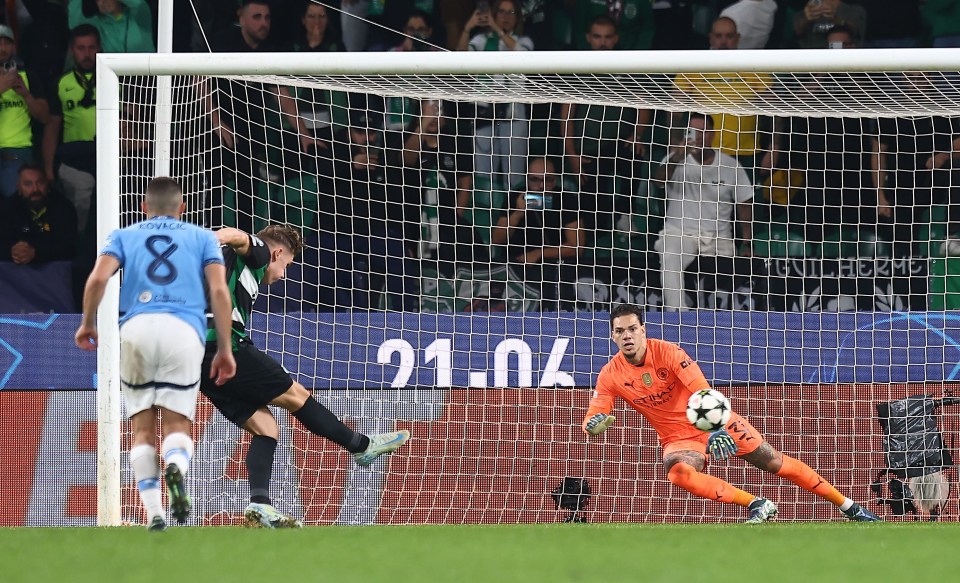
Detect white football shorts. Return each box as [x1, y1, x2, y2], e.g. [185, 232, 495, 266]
[119, 313, 204, 420]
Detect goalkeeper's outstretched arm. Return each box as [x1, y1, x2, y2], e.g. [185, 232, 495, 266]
[582, 379, 617, 436]
[583, 412, 616, 436]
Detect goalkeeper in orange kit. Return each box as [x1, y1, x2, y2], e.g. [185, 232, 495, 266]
[583, 304, 881, 523]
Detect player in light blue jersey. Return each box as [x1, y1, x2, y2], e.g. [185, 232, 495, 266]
[75, 177, 236, 531]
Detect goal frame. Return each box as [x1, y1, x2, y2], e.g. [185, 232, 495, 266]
[95, 47, 960, 525]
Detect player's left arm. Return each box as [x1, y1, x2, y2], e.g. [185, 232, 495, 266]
[672, 347, 710, 393]
[74, 254, 121, 350]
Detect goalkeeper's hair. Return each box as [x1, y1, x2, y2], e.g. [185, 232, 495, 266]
[257, 224, 304, 257]
[610, 304, 645, 327]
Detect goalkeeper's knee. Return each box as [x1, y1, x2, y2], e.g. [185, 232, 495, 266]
[584, 413, 616, 436]
[667, 462, 697, 488]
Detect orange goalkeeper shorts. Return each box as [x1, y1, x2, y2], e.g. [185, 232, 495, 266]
[661, 412, 764, 459]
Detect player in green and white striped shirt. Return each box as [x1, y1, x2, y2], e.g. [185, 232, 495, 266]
[200, 225, 409, 528]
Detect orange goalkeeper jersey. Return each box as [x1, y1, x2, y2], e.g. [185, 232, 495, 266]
[583, 338, 711, 444]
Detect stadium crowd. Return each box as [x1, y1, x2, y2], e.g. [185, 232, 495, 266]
[2, 0, 960, 313]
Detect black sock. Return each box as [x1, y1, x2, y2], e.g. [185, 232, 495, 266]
[247, 435, 277, 505]
[292, 398, 369, 453]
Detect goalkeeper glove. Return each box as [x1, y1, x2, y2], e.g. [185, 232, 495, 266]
[706, 428, 737, 460]
[584, 413, 616, 436]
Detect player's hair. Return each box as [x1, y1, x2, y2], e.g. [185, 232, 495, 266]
[689, 112, 715, 131]
[144, 176, 183, 215]
[257, 224, 303, 257]
[610, 304, 645, 327]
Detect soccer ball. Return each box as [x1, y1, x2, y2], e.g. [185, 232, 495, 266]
[686, 389, 731, 432]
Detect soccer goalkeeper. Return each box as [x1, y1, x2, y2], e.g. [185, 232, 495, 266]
[200, 226, 410, 528]
[582, 303, 880, 523]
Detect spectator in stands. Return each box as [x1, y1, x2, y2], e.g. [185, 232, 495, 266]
[562, 16, 650, 235]
[322, 107, 384, 175]
[388, 99, 488, 276]
[573, 0, 654, 50]
[651, 113, 753, 311]
[674, 17, 772, 180]
[207, 0, 314, 233]
[491, 156, 584, 265]
[380, 9, 445, 131]
[793, 0, 865, 49]
[390, 9, 439, 52]
[286, 2, 347, 143]
[0, 24, 48, 198]
[315, 111, 420, 311]
[67, 0, 154, 53]
[458, 0, 533, 191]
[0, 163, 77, 264]
[287, 2, 345, 52]
[720, 0, 778, 49]
[369, 0, 444, 51]
[875, 72, 960, 256]
[43, 24, 99, 236]
[922, 0, 960, 47]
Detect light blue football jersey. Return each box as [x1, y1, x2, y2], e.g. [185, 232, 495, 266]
[100, 216, 223, 343]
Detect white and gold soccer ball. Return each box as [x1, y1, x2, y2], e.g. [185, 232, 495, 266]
[686, 389, 731, 432]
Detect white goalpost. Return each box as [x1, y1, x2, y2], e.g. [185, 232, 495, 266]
[96, 48, 960, 526]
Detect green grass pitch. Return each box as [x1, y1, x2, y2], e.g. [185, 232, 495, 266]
[3, 523, 959, 582]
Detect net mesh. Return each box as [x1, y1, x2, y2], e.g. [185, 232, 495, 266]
[104, 65, 960, 525]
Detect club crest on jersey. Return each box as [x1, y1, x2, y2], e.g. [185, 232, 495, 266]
[656, 367, 668, 380]
[642, 372, 653, 387]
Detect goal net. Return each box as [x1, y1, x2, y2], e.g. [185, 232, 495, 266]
[96, 49, 960, 526]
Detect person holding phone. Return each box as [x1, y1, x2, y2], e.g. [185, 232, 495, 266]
[0, 24, 49, 199]
[651, 113, 754, 311]
[458, 1, 492, 50]
[792, 0, 866, 48]
[457, 0, 533, 192]
[491, 157, 584, 265]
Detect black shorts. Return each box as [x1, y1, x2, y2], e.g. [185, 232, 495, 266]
[200, 341, 293, 427]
